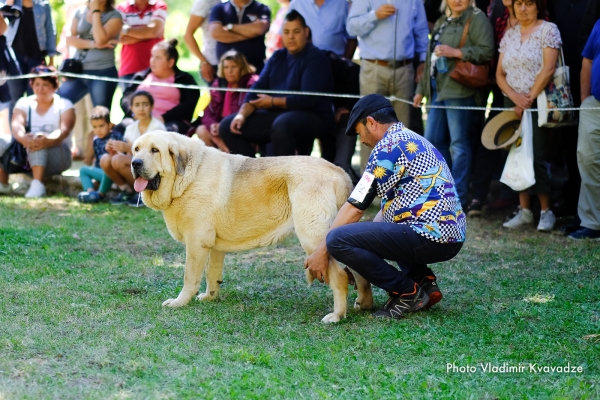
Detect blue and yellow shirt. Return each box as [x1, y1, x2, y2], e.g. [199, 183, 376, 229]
[348, 123, 466, 244]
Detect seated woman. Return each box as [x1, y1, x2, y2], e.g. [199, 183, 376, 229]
[196, 50, 257, 152]
[2, 66, 75, 198]
[118, 39, 200, 135]
[101, 90, 165, 207]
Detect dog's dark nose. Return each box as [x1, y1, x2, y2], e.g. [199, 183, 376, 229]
[131, 158, 143, 169]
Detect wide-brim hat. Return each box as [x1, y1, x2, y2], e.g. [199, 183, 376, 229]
[481, 111, 522, 150]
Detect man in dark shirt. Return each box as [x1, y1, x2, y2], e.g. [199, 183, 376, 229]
[209, 0, 271, 73]
[219, 10, 334, 157]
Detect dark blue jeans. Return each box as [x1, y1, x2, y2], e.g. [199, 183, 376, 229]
[326, 222, 463, 294]
[424, 80, 479, 207]
[57, 66, 118, 109]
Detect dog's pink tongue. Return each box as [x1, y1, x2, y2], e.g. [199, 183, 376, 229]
[134, 177, 149, 192]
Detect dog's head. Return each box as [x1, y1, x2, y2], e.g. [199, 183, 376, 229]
[131, 131, 196, 209]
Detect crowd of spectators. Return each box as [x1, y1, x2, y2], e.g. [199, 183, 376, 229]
[0, 0, 598, 239]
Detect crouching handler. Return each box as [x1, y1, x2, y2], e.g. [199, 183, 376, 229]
[305, 94, 466, 320]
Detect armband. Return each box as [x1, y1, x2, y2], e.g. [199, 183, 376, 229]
[347, 171, 377, 210]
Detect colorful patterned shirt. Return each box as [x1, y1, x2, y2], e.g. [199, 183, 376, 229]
[354, 123, 466, 243]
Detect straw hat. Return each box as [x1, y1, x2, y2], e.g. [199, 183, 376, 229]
[481, 111, 522, 150]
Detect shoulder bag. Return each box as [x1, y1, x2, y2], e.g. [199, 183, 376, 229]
[1, 105, 31, 173]
[536, 24, 578, 128]
[448, 16, 491, 88]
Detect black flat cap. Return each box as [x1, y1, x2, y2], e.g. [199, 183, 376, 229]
[345, 94, 394, 136]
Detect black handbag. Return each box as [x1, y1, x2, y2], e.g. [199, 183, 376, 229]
[59, 48, 88, 77]
[59, 57, 83, 75]
[1, 106, 31, 173]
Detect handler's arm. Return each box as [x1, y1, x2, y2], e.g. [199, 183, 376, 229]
[304, 202, 364, 283]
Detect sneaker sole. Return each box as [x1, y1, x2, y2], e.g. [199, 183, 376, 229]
[467, 210, 482, 217]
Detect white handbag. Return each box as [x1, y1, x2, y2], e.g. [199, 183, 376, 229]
[500, 110, 536, 191]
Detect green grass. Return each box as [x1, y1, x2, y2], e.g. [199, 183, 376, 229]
[0, 196, 598, 399]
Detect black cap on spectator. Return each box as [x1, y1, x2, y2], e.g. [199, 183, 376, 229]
[345, 94, 393, 136]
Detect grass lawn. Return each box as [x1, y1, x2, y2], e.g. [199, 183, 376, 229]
[0, 196, 598, 399]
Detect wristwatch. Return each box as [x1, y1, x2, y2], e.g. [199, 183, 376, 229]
[226, 23, 233, 31]
[122, 25, 130, 35]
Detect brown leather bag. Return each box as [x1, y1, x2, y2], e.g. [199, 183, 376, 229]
[448, 17, 491, 88]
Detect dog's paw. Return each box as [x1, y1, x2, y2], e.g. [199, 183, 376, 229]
[321, 313, 343, 323]
[162, 298, 189, 308]
[196, 292, 217, 302]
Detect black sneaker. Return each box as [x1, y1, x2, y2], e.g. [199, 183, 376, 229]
[127, 192, 146, 208]
[417, 276, 443, 309]
[372, 284, 429, 320]
[467, 200, 483, 217]
[110, 191, 134, 206]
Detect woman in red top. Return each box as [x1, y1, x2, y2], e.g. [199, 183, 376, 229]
[196, 50, 257, 152]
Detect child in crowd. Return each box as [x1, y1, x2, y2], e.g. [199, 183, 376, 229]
[77, 107, 123, 203]
[100, 91, 165, 207]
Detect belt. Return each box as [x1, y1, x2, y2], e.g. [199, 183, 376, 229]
[364, 58, 413, 68]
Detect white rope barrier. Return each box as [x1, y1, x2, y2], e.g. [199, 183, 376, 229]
[7, 71, 600, 112]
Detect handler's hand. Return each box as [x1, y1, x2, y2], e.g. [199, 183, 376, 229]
[248, 94, 272, 109]
[230, 114, 245, 134]
[304, 250, 329, 284]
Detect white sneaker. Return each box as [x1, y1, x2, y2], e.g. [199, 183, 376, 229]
[25, 180, 46, 198]
[0, 183, 11, 194]
[503, 207, 533, 229]
[537, 209, 556, 232]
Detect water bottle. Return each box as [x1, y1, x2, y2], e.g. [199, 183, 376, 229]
[436, 55, 448, 73]
[435, 42, 448, 73]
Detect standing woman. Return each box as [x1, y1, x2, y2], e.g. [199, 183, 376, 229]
[6, 0, 57, 115]
[413, 0, 494, 209]
[58, 0, 123, 109]
[496, 0, 561, 231]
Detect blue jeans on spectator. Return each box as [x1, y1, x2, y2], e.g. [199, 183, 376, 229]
[326, 222, 463, 294]
[80, 165, 113, 194]
[424, 80, 475, 207]
[8, 54, 45, 120]
[57, 66, 118, 109]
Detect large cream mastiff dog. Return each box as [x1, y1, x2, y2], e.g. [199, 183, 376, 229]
[131, 131, 358, 323]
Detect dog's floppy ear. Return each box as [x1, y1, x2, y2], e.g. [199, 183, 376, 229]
[169, 141, 188, 176]
[168, 134, 196, 198]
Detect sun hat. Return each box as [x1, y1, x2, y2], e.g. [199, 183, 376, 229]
[345, 94, 394, 136]
[481, 111, 522, 150]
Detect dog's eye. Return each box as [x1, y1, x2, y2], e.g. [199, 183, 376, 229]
[134, 147, 139, 152]
[151, 148, 159, 153]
